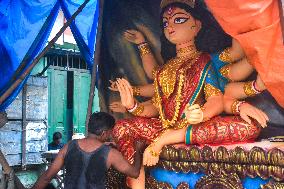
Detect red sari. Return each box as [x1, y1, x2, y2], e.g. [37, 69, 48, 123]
[113, 54, 260, 163]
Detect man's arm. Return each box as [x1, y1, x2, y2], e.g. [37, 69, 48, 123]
[32, 144, 67, 189]
[108, 145, 143, 178]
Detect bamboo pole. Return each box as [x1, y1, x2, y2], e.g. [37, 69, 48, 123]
[0, 0, 90, 105]
[85, 0, 105, 134]
[0, 112, 8, 128]
[21, 85, 27, 170]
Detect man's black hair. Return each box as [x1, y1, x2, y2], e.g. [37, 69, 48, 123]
[53, 132, 62, 141]
[88, 112, 116, 136]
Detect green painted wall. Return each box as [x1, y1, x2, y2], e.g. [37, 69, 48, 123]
[31, 58, 47, 76]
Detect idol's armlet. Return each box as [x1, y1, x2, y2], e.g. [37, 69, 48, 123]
[137, 42, 159, 80]
[224, 81, 261, 100]
[132, 84, 155, 97]
[219, 39, 245, 63]
[223, 96, 245, 115]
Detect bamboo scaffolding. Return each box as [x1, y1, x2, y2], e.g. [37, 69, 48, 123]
[85, 0, 105, 133]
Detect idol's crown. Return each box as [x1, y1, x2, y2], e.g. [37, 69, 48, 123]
[160, 0, 195, 9]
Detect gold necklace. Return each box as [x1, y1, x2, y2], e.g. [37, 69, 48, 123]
[155, 53, 200, 128]
[159, 51, 200, 98]
[176, 45, 196, 55]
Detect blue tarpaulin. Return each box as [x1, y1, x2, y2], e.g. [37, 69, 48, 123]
[0, 0, 99, 111]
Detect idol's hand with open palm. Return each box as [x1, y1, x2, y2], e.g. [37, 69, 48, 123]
[116, 78, 135, 110]
[124, 29, 145, 44]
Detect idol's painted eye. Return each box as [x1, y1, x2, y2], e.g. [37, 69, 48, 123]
[174, 17, 188, 24]
[163, 20, 169, 28]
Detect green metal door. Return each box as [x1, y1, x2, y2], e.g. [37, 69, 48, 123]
[73, 71, 100, 135]
[73, 71, 91, 134]
[48, 69, 68, 143]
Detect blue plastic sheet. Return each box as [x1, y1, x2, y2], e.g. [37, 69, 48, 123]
[0, 0, 99, 111]
[60, 0, 99, 69]
[151, 168, 269, 189]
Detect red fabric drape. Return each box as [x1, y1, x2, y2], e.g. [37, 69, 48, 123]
[205, 0, 284, 107]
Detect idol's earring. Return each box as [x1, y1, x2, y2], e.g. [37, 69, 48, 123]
[191, 25, 196, 29]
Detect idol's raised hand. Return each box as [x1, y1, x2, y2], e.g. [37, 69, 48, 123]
[123, 29, 145, 44]
[116, 78, 135, 109]
[183, 104, 204, 124]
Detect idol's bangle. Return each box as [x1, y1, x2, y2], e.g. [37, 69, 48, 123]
[128, 103, 144, 116]
[148, 129, 168, 157]
[231, 100, 246, 114]
[244, 80, 261, 97]
[127, 102, 138, 112]
[252, 80, 262, 93]
[147, 144, 161, 157]
[138, 42, 151, 57]
[132, 86, 141, 96]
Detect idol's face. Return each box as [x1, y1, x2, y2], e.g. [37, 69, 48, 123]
[162, 6, 200, 45]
